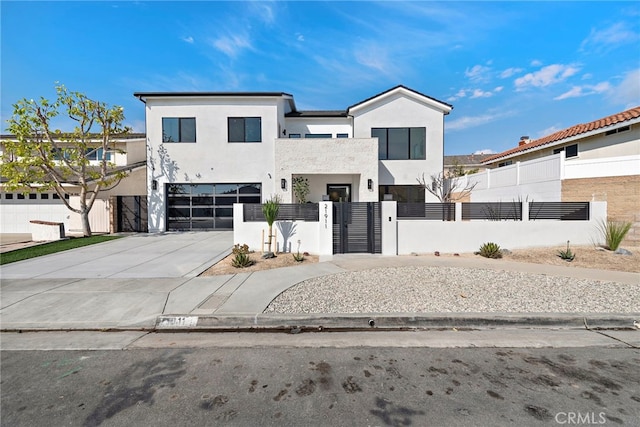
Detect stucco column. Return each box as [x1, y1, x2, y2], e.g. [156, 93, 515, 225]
[381, 201, 397, 255]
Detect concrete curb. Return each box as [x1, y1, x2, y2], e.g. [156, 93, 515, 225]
[155, 313, 640, 332]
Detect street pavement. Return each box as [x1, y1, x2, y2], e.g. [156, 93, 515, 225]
[1, 231, 638, 335]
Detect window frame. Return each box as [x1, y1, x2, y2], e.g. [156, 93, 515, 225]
[553, 143, 578, 158]
[228, 117, 262, 143]
[162, 117, 197, 143]
[372, 127, 426, 160]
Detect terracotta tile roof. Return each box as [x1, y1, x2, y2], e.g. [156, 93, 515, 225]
[483, 106, 640, 163]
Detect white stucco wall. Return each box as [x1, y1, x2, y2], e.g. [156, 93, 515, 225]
[274, 138, 378, 202]
[397, 202, 607, 254]
[144, 96, 286, 231]
[351, 91, 447, 200]
[284, 117, 352, 137]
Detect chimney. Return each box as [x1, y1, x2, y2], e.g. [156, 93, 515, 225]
[518, 136, 530, 146]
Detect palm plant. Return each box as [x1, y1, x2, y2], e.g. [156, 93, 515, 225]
[262, 195, 281, 253]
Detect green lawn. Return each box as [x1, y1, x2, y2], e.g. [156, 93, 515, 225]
[0, 235, 122, 265]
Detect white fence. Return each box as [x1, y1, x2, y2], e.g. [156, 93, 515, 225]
[233, 201, 607, 257]
[452, 153, 639, 202]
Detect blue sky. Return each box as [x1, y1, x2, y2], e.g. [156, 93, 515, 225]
[2, 1, 639, 155]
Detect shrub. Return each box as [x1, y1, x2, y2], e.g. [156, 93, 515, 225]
[231, 252, 254, 268]
[292, 252, 305, 262]
[232, 243, 250, 255]
[557, 240, 575, 262]
[478, 242, 503, 259]
[598, 220, 632, 251]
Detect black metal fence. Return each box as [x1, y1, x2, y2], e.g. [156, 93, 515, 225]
[462, 202, 522, 221]
[243, 203, 320, 222]
[397, 202, 590, 221]
[529, 202, 590, 220]
[397, 203, 456, 220]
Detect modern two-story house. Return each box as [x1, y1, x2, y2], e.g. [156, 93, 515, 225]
[134, 85, 452, 232]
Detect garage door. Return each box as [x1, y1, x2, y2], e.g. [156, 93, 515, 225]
[166, 183, 261, 230]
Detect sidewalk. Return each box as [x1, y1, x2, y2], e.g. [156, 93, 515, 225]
[2, 245, 638, 332]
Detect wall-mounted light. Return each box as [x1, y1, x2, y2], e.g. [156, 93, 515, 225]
[152, 180, 158, 191]
[367, 179, 373, 190]
[281, 178, 287, 190]
[283, 129, 287, 136]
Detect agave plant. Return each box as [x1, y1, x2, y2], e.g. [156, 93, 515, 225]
[478, 242, 503, 259]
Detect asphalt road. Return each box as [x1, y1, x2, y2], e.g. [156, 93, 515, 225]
[2, 339, 639, 426]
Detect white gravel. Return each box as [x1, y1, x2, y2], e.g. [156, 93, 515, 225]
[264, 266, 640, 314]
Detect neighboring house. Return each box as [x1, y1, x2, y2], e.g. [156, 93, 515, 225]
[444, 154, 491, 176]
[134, 85, 452, 232]
[458, 106, 640, 242]
[0, 134, 147, 234]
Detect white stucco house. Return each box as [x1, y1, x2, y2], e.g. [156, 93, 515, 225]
[134, 85, 453, 232]
[0, 134, 147, 234]
[454, 106, 640, 242]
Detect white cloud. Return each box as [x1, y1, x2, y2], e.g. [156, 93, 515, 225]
[353, 42, 399, 77]
[473, 149, 496, 155]
[554, 81, 612, 100]
[607, 68, 640, 107]
[470, 89, 493, 99]
[446, 113, 503, 131]
[465, 64, 491, 82]
[494, 86, 504, 93]
[530, 59, 543, 67]
[537, 125, 562, 138]
[212, 33, 252, 58]
[514, 64, 580, 90]
[500, 67, 522, 78]
[580, 22, 639, 51]
[296, 33, 305, 42]
[182, 36, 194, 44]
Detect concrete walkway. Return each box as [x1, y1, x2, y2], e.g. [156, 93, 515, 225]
[1, 232, 638, 332]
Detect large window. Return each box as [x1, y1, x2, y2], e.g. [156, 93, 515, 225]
[162, 118, 196, 142]
[372, 127, 426, 160]
[378, 185, 425, 203]
[228, 117, 262, 142]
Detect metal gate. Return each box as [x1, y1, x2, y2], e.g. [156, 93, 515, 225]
[333, 202, 381, 254]
[116, 196, 148, 232]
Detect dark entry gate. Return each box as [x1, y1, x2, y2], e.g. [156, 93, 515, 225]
[333, 202, 381, 254]
[115, 196, 148, 232]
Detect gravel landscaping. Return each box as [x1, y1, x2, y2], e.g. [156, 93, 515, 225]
[264, 266, 640, 314]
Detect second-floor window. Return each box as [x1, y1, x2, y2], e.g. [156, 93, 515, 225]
[228, 117, 261, 142]
[372, 127, 426, 160]
[162, 117, 196, 143]
[553, 144, 578, 158]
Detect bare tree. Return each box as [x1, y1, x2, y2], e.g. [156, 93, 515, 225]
[416, 172, 478, 202]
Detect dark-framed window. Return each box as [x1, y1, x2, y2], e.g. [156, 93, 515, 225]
[288, 133, 301, 138]
[378, 185, 425, 203]
[162, 117, 196, 143]
[553, 144, 578, 158]
[305, 133, 332, 138]
[336, 133, 349, 138]
[228, 117, 261, 142]
[372, 127, 426, 160]
[498, 160, 513, 167]
[5, 193, 13, 199]
[41, 193, 49, 199]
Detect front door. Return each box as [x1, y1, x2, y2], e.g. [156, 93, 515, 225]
[327, 184, 351, 202]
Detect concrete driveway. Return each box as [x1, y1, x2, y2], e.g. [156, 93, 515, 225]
[0, 231, 233, 279]
[0, 232, 234, 329]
